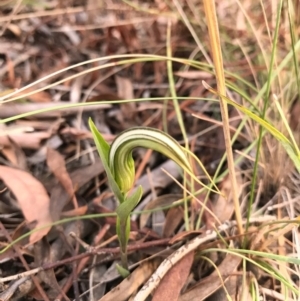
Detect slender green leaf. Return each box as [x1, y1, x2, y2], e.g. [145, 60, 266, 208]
[116, 187, 143, 270]
[116, 186, 143, 221]
[116, 186, 143, 250]
[116, 264, 130, 278]
[88, 118, 124, 202]
[116, 214, 131, 269]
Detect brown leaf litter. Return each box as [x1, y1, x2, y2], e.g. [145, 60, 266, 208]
[0, 0, 299, 300]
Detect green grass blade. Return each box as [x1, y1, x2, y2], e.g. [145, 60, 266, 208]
[246, 0, 283, 236]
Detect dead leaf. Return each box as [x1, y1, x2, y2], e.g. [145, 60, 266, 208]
[0, 136, 28, 169]
[60, 24, 81, 45]
[34, 238, 63, 296]
[0, 131, 51, 149]
[116, 75, 134, 100]
[154, 60, 165, 84]
[33, 238, 70, 301]
[47, 148, 77, 208]
[139, 194, 181, 229]
[16, 87, 52, 103]
[207, 275, 252, 301]
[179, 253, 242, 301]
[86, 93, 123, 102]
[15, 119, 63, 131]
[175, 71, 212, 79]
[0, 102, 111, 118]
[236, 3, 247, 31]
[70, 75, 84, 103]
[115, 75, 136, 122]
[152, 251, 194, 301]
[60, 126, 115, 142]
[47, 159, 104, 221]
[0, 276, 30, 301]
[163, 207, 183, 238]
[7, 23, 22, 37]
[99, 260, 159, 301]
[290, 99, 300, 131]
[117, 24, 140, 52]
[212, 173, 243, 222]
[61, 205, 88, 217]
[0, 166, 52, 244]
[169, 230, 203, 244]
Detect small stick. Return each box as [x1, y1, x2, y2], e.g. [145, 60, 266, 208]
[0, 238, 170, 283]
[133, 215, 276, 301]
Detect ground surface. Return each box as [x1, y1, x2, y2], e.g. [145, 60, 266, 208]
[0, 1, 300, 301]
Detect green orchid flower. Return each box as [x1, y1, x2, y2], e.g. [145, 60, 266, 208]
[89, 118, 192, 273]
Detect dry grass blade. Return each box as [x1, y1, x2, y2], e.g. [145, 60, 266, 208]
[202, 0, 243, 235]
